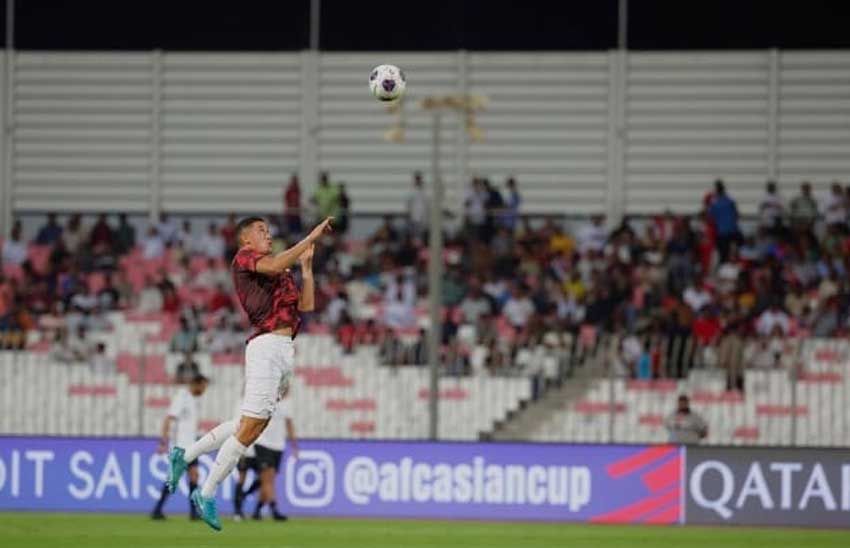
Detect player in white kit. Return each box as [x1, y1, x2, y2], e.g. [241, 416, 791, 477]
[151, 373, 209, 520]
[247, 389, 298, 521]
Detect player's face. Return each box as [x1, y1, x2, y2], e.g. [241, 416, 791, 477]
[244, 221, 272, 254]
[190, 380, 208, 396]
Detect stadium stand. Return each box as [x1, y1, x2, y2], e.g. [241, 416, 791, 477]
[2, 173, 850, 444]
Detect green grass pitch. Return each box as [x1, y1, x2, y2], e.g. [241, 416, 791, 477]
[1, 513, 849, 548]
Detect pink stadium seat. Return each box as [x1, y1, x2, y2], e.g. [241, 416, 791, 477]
[638, 414, 664, 427]
[295, 366, 354, 387]
[417, 387, 469, 400]
[325, 398, 377, 411]
[116, 353, 169, 384]
[799, 371, 842, 383]
[199, 420, 219, 433]
[733, 426, 759, 440]
[691, 390, 744, 404]
[756, 404, 807, 416]
[68, 384, 117, 397]
[574, 401, 627, 414]
[211, 353, 242, 366]
[349, 421, 375, 434]
[145, 396, 171, 408]
[27, 340, 51, 353]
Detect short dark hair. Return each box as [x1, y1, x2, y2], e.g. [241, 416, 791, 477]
[235, 216, 266, 245]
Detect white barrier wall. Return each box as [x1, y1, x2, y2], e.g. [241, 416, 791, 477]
[0, 50, 849, 227]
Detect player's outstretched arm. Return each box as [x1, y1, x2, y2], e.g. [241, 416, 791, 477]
[298, 244, 315, 312]
[255, 218, 332, 276]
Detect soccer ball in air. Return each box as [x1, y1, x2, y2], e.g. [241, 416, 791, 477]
[369, 64, 406, 102]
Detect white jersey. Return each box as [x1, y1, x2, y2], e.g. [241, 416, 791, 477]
[255, 400, 289, 452]
[168, 387, 199, 449]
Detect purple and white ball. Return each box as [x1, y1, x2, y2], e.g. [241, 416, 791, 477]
[369, 64, 407, 102]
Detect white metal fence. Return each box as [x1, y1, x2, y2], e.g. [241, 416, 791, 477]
[1, 50, 849, 230]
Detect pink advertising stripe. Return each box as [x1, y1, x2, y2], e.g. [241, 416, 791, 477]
[642, 502, 681, 525]
[590, 487, 681, 524]
[641, 456, 681, 493]
[606, 445, 677, 478]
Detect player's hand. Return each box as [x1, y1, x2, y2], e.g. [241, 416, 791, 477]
[299, 244, 315, 269]
[309, 217, 334, 241]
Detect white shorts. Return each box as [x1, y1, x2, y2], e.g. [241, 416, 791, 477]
[241, 333, 294, 419]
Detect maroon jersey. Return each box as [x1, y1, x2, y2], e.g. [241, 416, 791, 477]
[232, 247, 301, 340]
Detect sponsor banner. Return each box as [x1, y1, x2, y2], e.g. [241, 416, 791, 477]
[0, 437, 682, 522]
[686, 446, 850, 527]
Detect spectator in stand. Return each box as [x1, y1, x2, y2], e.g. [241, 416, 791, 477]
[337, 183, 351, 234]
[755, 301, 791, 337]
[665, 395, 708, 444]
[464, 179, 487, 241]
[90, 342, 114, 374]
[284, 174, 303, 235]
[141, 227, 165, 260]
[502, 284, 535, 331]
[683, 274, 713, 313]
[2, 222, 27, 266]
[501, 177, 521, 232]
[313, 172, 341, 221]
[35, 212, 63, 245]
[459, 280, 493, 324]
[406, 172, 429, 239]
[758, 180, 785, 230]
[156, 212, 179, 246]
[811, 297, 840, 337]
[195, 258, 230, 289]
[221, 213, 238, 260]
[383, 287, 415, 330]
[97, 273, 121, 310]
[138, 277, 164, 313]
[171, 317, 199, 354]
[483, 179, 504, 240]
[62, 214, 86, 255]
[67, 325, 92, 363]
[743, 338, 780, 369]
[708, 180, 741, 262]
[70, 281, 98, 314]
[176, 220, 194, 252]
[207, 283, 232, 313]
[89, 214, 114, 255]
[824, 182, 847, 229]
[790, 182, 820, 230]
[200, 222, 226, 259]
[114, 213, 136, 255]
[175, 352, 201, 383]
[576, 214, 608, 255]
[324, 291, 349, 327]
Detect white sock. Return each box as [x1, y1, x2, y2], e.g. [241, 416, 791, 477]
[200, 436, 247, 498]
[183, 420, 237, 463]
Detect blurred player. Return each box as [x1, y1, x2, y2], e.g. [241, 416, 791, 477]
[250, 386, 298, 521]
[150, 373, 209, 520]
[166, 216, 331, 531]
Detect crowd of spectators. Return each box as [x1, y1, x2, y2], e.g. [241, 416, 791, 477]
[2, 173, 850, 391]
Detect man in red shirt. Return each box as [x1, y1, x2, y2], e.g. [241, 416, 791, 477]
[166, 215, 332, 531]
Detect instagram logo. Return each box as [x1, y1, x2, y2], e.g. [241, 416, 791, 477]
[285, 450, 335, 508]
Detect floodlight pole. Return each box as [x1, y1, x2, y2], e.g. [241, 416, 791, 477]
[1, 0, 14, 236]
[427, 112, 444, 440]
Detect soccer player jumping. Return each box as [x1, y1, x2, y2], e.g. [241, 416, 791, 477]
[165, 216, 332, 531]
